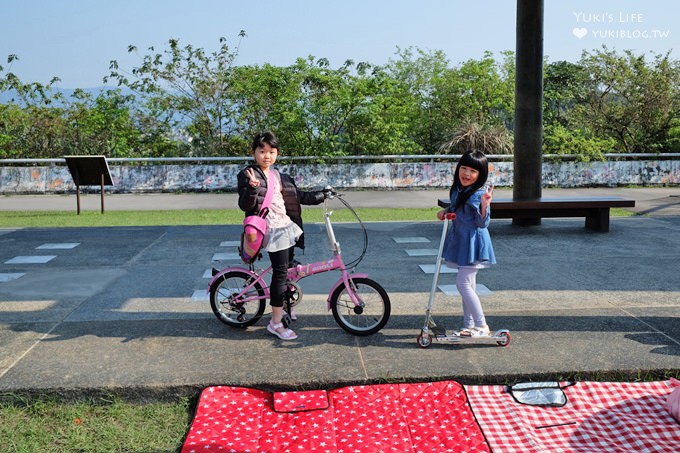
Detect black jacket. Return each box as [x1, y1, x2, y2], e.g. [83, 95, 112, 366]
[237, 165, 325, 250]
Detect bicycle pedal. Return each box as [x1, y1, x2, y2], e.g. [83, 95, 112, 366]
[281, 313, 292, 328]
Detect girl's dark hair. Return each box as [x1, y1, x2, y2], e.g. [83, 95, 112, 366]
[251, 130, 279, 152]
[451, 150, 489, 210]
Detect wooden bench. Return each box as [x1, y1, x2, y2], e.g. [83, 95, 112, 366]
[437, 197, 636, 232]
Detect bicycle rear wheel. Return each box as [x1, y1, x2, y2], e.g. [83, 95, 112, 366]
[330, 277, 390, 336]
[210, 270, 266, 328]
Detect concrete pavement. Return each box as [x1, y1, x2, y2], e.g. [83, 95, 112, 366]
[0, 187, 679, 398]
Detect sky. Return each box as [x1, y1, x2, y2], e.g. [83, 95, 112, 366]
[2, 0, 679, 89]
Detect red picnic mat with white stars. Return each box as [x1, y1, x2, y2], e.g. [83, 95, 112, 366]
[465, 380, 680, 453]
[181, 380, 491, 453]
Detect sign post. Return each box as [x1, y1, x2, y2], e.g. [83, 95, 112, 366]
[64, 156, 114, 214]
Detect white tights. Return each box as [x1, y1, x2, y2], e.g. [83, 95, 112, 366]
[456, 266, 487, 328]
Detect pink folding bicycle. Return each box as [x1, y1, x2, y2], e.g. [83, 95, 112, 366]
[208, 188, 391, 336]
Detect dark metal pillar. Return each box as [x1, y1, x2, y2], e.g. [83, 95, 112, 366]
[513, 0, 544, 225]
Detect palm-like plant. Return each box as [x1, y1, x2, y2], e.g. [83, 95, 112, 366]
[439, 119, 513, 155]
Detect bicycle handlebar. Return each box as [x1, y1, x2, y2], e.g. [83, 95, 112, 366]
[323, 186, 336, 200]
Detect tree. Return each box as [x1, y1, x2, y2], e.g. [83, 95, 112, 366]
[543, 60, 590, 128]
[343, 64, 421, 156]
[228, 57, 419, 158]
[0, 55, 69, 159]
[228, 63, 299, 150]
[542, 59, 614, 160]
[435, 51, 515, 154]
[575, 46, 680, 153]
[106, 33, 247, 156]
[290, 57, 380, 157]
[0, 54, 62, 107]
[385, 47, 452, 153]
[444, 51, 515, 127]
[63, 88, 143, 157]
[5, 45, 679, 161]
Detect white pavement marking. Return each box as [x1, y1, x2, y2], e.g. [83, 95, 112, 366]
[438, 284, 493, 296]
[36, 243, 80, 250]
[405, 249, 439, 256]
[191, 289, 210, 301]
[212, 252, 241, 261]
[419, 264, 457, 274]
[5, 255, 56, 264]
[0, 273, 26, 282]
[393, 237, 430, 243]
[220, 241, 240, 247]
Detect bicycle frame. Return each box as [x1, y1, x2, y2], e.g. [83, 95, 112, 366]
[208, 198, 367, 311]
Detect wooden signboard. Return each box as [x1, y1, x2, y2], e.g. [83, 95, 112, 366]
[64, 155, 114, 214]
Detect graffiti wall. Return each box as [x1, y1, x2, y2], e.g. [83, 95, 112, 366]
[0, 160, 678, 194]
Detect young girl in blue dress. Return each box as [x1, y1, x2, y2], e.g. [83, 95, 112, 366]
[436, 150, 495, 336]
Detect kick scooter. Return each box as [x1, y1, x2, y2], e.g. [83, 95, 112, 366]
[416, 213, 511, 348]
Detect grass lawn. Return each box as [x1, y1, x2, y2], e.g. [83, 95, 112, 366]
[0, 395, 191, 453]
[0, 207, 634, 228]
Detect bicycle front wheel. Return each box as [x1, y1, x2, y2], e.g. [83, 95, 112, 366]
[330, 277, 390, 336]
[210, 270, 266, 328]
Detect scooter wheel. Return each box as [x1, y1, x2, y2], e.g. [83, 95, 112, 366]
[417, 332, 432, 348]
[496, 331, 511, 347]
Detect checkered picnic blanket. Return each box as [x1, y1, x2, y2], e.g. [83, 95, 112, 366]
[465, 380, 680, 453]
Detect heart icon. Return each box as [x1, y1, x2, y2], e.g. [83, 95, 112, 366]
[573, 27, 588, 39]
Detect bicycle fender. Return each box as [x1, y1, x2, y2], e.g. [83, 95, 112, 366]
[326, 273, 369, 310]
[207, 267, 252, 293]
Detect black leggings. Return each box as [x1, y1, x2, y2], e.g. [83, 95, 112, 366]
[268, 247, 295, 308]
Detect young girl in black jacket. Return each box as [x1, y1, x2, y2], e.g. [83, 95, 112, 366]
[237, 131, 326, 340]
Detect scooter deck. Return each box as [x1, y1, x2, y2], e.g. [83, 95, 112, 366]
[418, 324, 511, 347]
[434, 328, 509, 342]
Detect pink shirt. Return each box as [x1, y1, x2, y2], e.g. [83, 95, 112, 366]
[266, 170, 294, 229]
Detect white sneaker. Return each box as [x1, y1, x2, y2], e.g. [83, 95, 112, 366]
[460, 326, 490, 337]
[456, 326, 475, 335]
